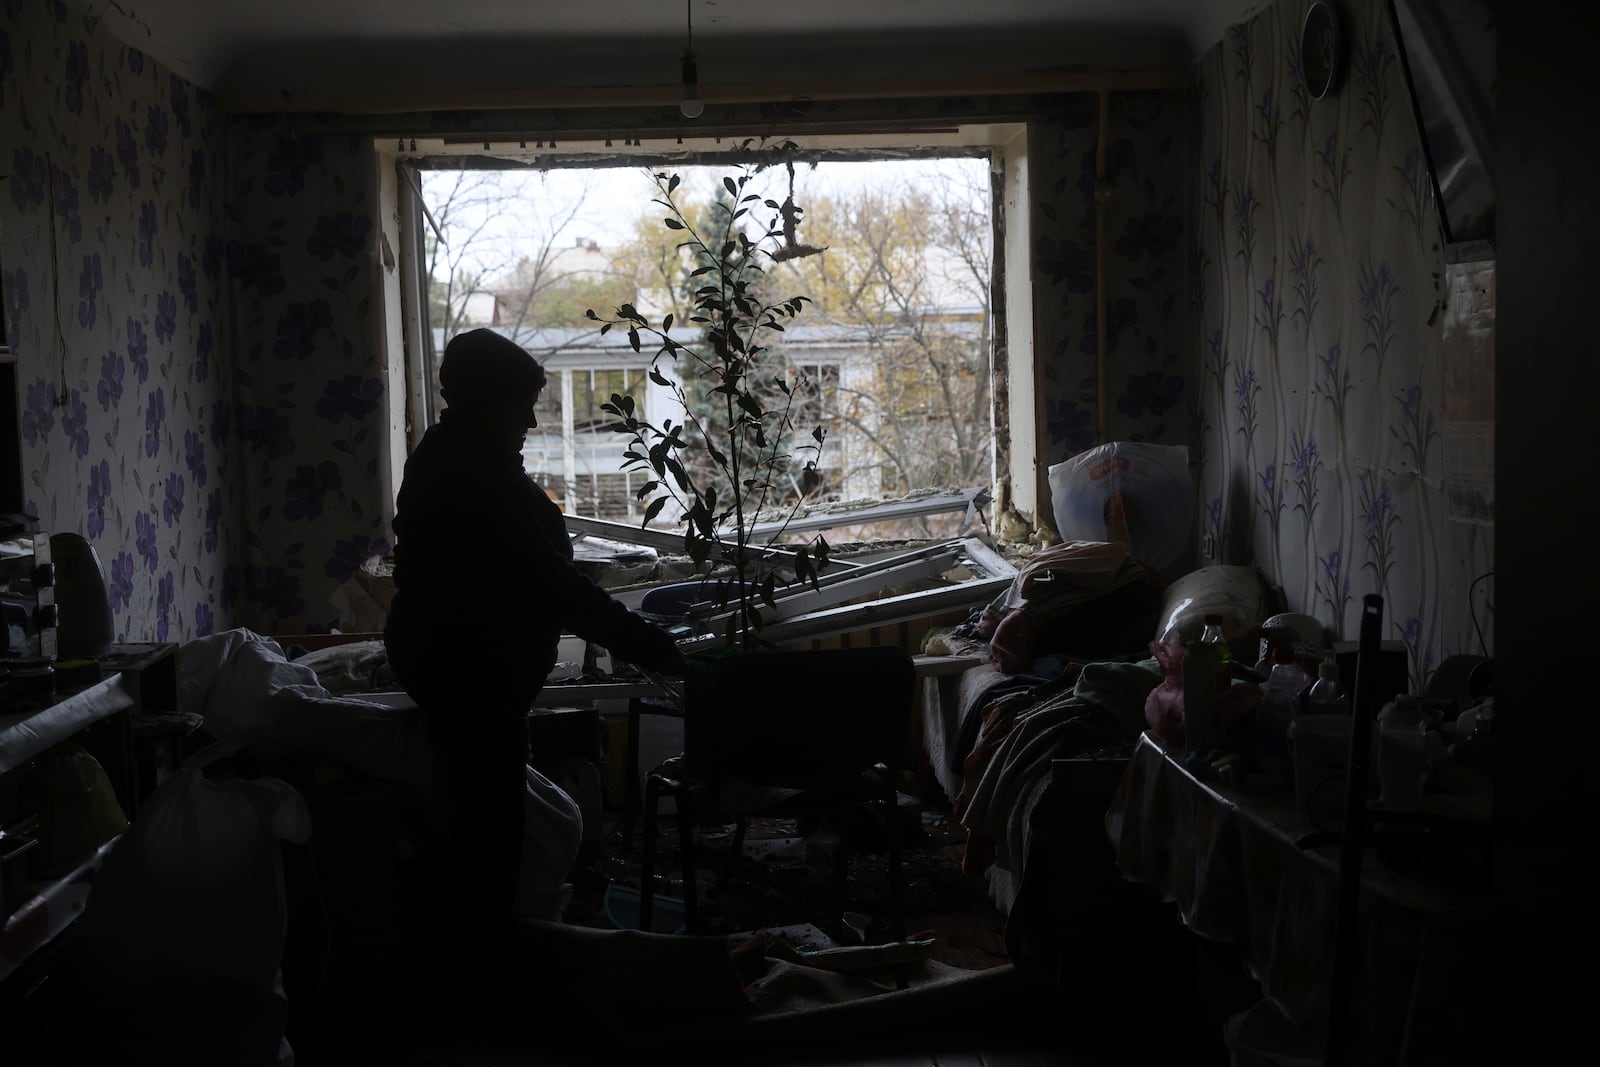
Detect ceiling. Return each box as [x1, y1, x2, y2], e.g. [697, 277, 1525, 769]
[92, 0, 1268, 112]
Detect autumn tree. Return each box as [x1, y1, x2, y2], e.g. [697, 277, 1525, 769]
[763, 161, 994, 498]
[422, 167, 613, 335]
[423, 157, 996, 516]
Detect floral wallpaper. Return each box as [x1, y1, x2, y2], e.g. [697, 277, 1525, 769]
[1192, 0, 1494, 685]
[0, 1, 1189, 642]
[299, 88, 1191, 477]
[219, 118, 392, 635]
[1, 0, 240, 644]
[1033, 91, 1190, 466]
[1, 0, 394, 641]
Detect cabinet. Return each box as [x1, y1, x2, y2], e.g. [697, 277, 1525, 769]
[0, 672, 136, 996]
[0, 642, 185, 1001]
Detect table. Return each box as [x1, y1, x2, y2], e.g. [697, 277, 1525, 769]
[1106, 731, 1491, 1065]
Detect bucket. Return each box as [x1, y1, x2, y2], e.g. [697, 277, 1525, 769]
[601, 884, 687, 934]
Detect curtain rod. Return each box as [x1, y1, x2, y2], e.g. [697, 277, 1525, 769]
[218, 69, 1190, 116]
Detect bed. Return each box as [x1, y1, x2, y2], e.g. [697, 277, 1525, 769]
[916, 625, 1156, 964]
[912, 553, 1279, 973]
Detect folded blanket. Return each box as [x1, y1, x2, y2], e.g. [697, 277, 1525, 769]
[955, 690, 1126, 879]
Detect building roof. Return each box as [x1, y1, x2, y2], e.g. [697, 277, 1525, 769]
[432, 319, 986, 364]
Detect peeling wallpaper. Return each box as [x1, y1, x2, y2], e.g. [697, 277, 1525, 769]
[1192, 0, 1494, 684]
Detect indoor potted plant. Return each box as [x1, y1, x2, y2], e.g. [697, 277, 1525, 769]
[587, 142, 832, 653]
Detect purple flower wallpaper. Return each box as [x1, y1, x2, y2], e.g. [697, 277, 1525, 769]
[1, 0, 240, 642]
[22, 0, 1488, 664]
[1192, 0, 1493, 686]
[1, 0, 392, 640]
[221, 121, 392, 634]
[1034, 92, 1190, 466]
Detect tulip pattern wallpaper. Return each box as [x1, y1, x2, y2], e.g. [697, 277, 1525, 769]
[1191, 0, 1494, 682]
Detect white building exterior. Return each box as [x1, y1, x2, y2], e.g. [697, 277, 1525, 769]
[431, 324, 883, 524]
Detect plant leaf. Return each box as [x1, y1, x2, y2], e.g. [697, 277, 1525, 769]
[642, 496, 666, 526]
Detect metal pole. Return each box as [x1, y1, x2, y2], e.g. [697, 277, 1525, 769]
[1095, 89, 1110, 445]
[1325, 593, 1383, 1066]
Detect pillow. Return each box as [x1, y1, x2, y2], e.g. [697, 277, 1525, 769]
[1154, 565, 1271, 647]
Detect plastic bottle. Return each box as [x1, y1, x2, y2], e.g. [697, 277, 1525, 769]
[1182, 642, 1222, 755]
[1303, 657, 1349, 716]
[1198, 613, 1232, 692]
[1376, 696, 1429, 806]
[1256, 653, 1309, 785]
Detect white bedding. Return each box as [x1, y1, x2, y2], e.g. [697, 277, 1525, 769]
[179, 628, 582, 916]
[918, 659, 1022, 913]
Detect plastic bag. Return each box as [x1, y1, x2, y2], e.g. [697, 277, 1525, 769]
[1047, 442, 1193, 581]
[519, 765, 583, 919]
[22, 743, 129, 878]
[72, 768, 310, 991]
[68, 769, 310, 1065]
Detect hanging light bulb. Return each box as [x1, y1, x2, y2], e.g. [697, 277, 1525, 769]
[679, 1, 703, 119]
[680, 53, 703, 119]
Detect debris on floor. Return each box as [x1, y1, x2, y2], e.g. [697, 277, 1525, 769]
[565, 806, 1011, 971]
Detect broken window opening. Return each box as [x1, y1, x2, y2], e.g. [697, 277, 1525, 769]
[401, 136, 1017, 537]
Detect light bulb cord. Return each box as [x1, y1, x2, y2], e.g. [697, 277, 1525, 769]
[679, 0, 703, 118]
